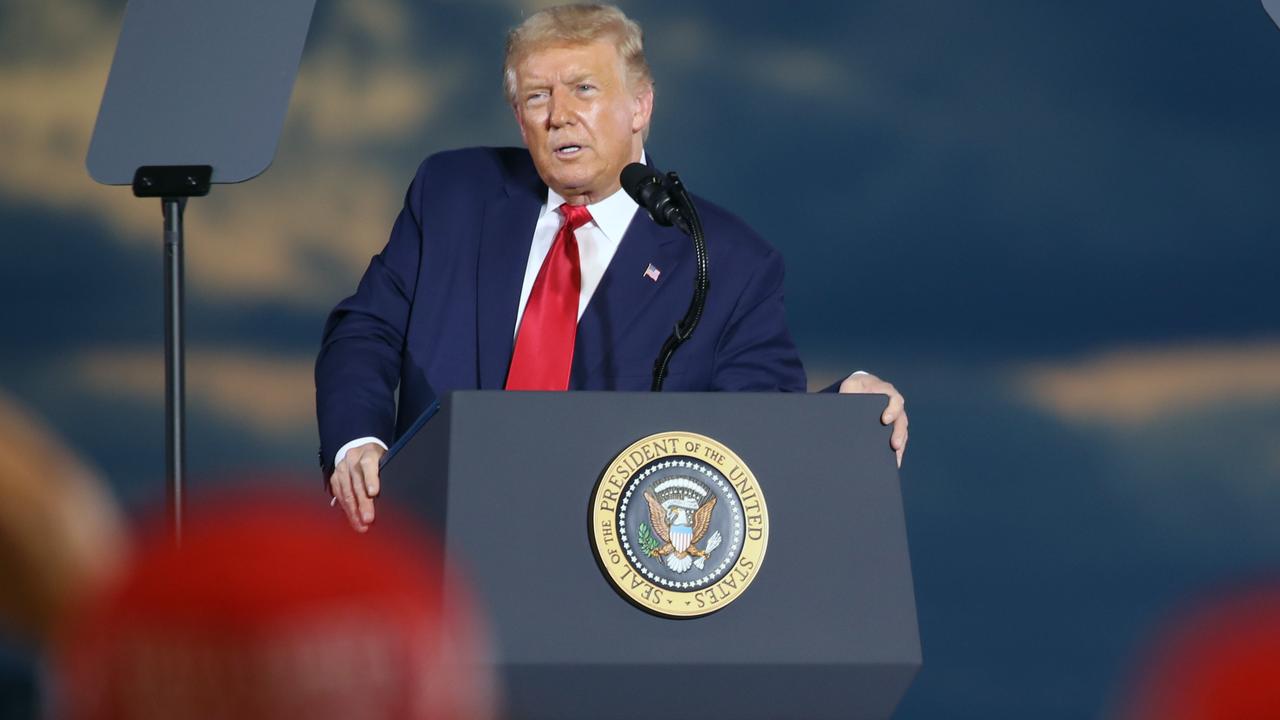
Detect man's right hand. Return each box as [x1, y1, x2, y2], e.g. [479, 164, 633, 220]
[329, 442, 386, 532]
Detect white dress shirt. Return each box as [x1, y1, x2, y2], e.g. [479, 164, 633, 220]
[513, 184, 639, 332]
[334, 177, 642, 468]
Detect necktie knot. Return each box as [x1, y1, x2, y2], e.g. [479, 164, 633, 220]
[559, 203, 593, 232]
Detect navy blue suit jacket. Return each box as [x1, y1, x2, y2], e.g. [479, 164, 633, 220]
[315, 147, 806, 474]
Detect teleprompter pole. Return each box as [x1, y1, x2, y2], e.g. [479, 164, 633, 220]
[135, 165, 211, 544]
[162, 196, 186, 543]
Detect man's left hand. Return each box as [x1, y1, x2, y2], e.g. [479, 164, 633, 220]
[838, 371, 909, 468]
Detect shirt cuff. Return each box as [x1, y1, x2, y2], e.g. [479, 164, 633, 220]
[334, 437, 388, 468]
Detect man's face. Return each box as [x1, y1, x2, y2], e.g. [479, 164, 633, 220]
[513, 40, 653, 205]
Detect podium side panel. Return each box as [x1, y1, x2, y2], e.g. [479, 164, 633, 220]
[381, 397, 454, 536]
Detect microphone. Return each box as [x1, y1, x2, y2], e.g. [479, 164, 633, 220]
[618, 162, 709, 392]
[621, 163, 683, 228]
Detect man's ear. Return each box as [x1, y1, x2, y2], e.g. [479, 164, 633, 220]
[631, 84, 654, 134]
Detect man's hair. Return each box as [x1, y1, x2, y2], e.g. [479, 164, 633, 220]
[503, 4, 653, 105]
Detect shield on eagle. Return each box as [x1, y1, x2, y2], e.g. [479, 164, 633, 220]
[671, 525, 692, 553]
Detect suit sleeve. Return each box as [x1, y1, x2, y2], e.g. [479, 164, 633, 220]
[314, 164, 427, 476]
[709, 246, 807, 392]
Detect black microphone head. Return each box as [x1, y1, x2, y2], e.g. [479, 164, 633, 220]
[621, 162, 677, 227]
[620, 162, 660, 204]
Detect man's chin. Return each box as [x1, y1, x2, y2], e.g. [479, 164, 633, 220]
[544, 171, 601, 199]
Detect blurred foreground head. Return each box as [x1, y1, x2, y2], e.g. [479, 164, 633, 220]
[55, 489, 496, 720]
[0, 390, 125, 643]
[1120, 584, 1280, 720]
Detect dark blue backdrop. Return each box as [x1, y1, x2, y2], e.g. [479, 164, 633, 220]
[1, 1, 1278, 716]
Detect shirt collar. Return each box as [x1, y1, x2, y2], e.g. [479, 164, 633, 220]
[542, 151, 644, 244]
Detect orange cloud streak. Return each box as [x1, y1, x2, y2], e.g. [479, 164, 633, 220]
[1018, 340, 1280, 427]
[72, 348, 315, 437]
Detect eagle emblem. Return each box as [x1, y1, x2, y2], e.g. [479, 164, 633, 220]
[591, 432, 770, 618]
[639, 477, 723, 573]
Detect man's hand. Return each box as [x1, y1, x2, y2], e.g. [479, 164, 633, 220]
[839, 372, 909, 468]
[329, 442, 386, 532]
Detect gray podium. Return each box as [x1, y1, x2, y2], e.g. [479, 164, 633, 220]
[381, 391, 920, 720]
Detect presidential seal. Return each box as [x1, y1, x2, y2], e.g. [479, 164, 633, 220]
[590, 431, 769, 618]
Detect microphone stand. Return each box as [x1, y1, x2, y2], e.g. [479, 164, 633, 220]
[651, 171, 709, 391]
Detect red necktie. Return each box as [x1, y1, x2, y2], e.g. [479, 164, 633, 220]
[506, 203, 593, 390]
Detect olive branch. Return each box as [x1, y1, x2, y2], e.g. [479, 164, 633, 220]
[637, 522, 661, 556]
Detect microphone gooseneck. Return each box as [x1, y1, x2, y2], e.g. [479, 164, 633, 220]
[620, 163, 709, 392]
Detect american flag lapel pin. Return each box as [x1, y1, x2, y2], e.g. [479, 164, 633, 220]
[644, 263, 661, 282]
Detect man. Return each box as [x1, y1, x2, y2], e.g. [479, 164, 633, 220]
[316, 4, 908, 533]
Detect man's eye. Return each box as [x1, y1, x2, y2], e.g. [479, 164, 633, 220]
[577, 84, 596, 93]
[526, 92, 549, 106]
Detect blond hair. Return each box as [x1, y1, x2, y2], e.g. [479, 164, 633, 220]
[503, 4, 653, 104]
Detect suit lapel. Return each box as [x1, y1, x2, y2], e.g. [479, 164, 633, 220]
[476, 176, 543, 389]
[572, 213, 686, 385]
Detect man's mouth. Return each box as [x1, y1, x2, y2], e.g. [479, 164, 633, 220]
[554, 144, 584, 157]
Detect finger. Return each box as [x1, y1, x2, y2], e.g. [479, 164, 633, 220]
[328, 467, 351, 520]
[352, 460, 377, 526]
[896, 438, 906, 468]
[332, 467, 366, 533]
[340, 473, 366, 533]
[327, 470, 341, 502]
[362, 452, 381, 497]
[881, 391, 904, 425]
[892, 419, 909, 451]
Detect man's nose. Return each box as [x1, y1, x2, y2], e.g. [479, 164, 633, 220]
[548, 87, 576, 128]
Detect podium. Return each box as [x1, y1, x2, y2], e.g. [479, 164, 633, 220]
[381, 391, 920, 720]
